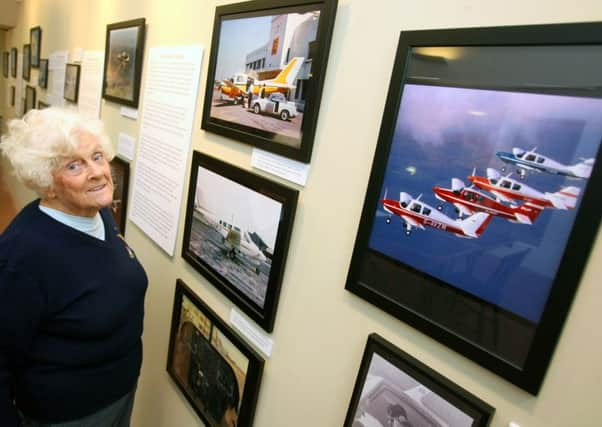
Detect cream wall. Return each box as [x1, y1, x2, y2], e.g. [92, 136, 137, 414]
[1, 1, 602, 426]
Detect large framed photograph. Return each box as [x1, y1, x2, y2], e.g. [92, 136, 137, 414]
[2, 51, 8, 78]
[345, 22, 602, 395]
[10, 86, 15, 107]
[110, 157, 131, 235]
[25, 85, 36, 114]
[201, 0, 338, 163]
[101, 18, 146, 108]
[182, 151, 298, 332]
[38, 58, 48, 89]
[30, 26, 42, 68]
[344, 334, 494, 427]
[10, 48, 17, 78]
[64, 63, 81, 103]
[167, 279, 264, 427]
[22, 44, 31, 81]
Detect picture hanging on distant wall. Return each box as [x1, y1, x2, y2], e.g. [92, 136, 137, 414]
[64, 63, 81, 103]
[10, 48, 17, 78]
[2, 51, 8, 78]
[38, 58, 48, 89]
[30, 26, 42, 68]
[110, 157, 130, 235]
[25, 85, 36, 114]
[22, 44, 31, 81]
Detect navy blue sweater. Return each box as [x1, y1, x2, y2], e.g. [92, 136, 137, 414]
[0, 200, 147, 425]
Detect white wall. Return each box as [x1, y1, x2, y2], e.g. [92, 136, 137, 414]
[2, 1, 602, 426]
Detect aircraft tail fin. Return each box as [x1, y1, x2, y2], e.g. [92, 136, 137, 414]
[569, 158, 594, 179]
[545, 186, 580, 209]
[272, 57, 304, 86]
[459, 212, 492, 238]
[513, 203, 544, 224]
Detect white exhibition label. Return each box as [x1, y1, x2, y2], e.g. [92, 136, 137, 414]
[78, 51, 104, 119]
[120, 106, 139, 120]
[129, 45, 204, 256]
[117, 132, 136, 161]
[70, 47, 84, 63]
[230, 308, 273, 358]
[48, 51, 68, 107]
[251, 148, 310, 186]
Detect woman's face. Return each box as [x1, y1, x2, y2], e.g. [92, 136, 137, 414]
[46, 131, 114, 217]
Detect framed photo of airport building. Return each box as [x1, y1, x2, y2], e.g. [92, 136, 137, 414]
[182, 151, 298, 332]
[167, 279, 264, 427]
[201, 0, 338, 163]
[345, 22, 602, 394]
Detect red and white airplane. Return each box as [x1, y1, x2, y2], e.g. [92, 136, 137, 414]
[432, 178, 543, 225]
[468, 168, 580, 210]
[381, 192, 492, 238]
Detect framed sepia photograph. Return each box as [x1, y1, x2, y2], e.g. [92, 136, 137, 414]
[344, 334, 494, 427]
[182, 151, 298, 332]
[22, 44, 31, 81]
[10, 86, 15, 107]
[110, 157, 130, 235]
[201, 0, 338, 163]
[38, 58, 48, 89]
[10, 48, 17, 78]
[25, 85, 36, 114]
[2, 51, 8, 78]
[64, 63, 81, 103]
[345, 22, 602, 394]
[167, 279, 264, 427]
[101, 18, 146, 108]
[30, 26, 42, 68]
[37, 100, 49, 109]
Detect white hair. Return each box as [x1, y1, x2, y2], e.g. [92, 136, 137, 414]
[0, 107, 115, 195]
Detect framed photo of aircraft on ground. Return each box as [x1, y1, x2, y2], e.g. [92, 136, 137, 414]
[201, 0, 338, 163]
[167, 279, 264, 427]
[345, 22, 602, 395]
[182, 151, 298, 332]
[344, 334, 494, 427]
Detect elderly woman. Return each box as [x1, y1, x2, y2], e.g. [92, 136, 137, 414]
[0, 108, 147, 427]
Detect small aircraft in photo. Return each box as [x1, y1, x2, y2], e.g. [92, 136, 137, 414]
[495, 147, 595, 179]
[432, 177, 543, 225]
[468, 168, 581, 210]
[380, 191, 492, 238]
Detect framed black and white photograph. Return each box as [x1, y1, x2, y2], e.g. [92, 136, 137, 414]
[64, 63, 81, 103]
[38, 58, 48, 89]
[182, 151, 298, 332]
[101, 18, 146, 107]
[22, 44, 31, 81]
[344, 334, 494, 427]
[25, 85, 36, 114]
[30, 26, 42, 68]
[110, 157, 130, 235]
[10, 86, 15, 107]
[167, 279, 264, 427]
[345, 22, 602, 394]
[37, 100, 49, 109]
[201, 0, 338, 163]
[10, 48, 17, 78]
[2, 51, 8, 78]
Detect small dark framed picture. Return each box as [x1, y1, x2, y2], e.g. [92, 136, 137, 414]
[167, 279, 264, 427]
[38, 58, 48, 89]
[30, 26, 42, 68]
[22, 44, 31, 81]
[25, 85, 36, 114]
[64, 63, 81, 103]
[201, 0, 338, 163]
[101, 18, 146, 108]
[110, 157, 130, 235]
[10, 48, 17, 78]
[182, 151, 298, 332]
[2, 51, 8, 78]
[37, 100, 49, 109]
[344, 334, 495, 427]
[10, 86, 15, 107]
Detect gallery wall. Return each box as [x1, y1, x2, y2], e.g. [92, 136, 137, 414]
[1, 1, 602, 426]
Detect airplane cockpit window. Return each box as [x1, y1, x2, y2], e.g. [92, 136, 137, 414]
[411, 203, 422, 213]
[490, 179, 498, 185]
[512, 183, 521, 191]
[537, 157, 545, 163]
[526, 154, 536, 161]
[516, 152, 524, 158]
[234, 226, 241, 232]
[422, 207, 431, 216]
[501, 180, 512, 189]
[463, 193, 472, 201]
[400, 202, 408, 208]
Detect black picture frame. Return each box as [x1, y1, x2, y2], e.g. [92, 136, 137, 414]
[101, 18, 146, 108]
[2, 51, 8, 78]
[345, 22, 602, 395]
[38, 58, 48, 89]
[167, 279, 264, 427]
[25, 85, 36, 114]
[10, 48, 17, 78]
[10, 86, 15, 107]
[22, 44, 31, 81]
[344, 334, 495, 427]
[64, 63, 81, 103]
[201, 0, 338, 163]
[182, 151, 298, 332]
[110, 157, 130, 235]
[30, 26, 42, 68]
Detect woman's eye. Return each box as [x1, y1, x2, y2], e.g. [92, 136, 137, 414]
[93, 152, 104, 161]
[66, 162, 81, 172]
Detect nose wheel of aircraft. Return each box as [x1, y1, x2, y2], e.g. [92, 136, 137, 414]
[437, 204, 443, 211]
[385, 216, 391, 224]
[518, 169, 526, 180]
[405, 230, 411, 236]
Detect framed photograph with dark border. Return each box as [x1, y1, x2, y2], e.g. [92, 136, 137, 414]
[30, 26, 42, 68]
[10, 86, 15, 107]
[25, 85, 36, 114]
[101, 18, 146, 108]
[22, 44, 31, 81]
[344, 334, 494, 427]
[10, 48, 17, 78]
[110, 157, 130, 235]
[38, 58, 48, 89]
[64, 63, 81, 103]
[201, 0, 338, 163]
[2, 51, 8, 78]
[167, 279, 264, 427]
[345, 22, 602, 395]
[182, 151, 298, 332]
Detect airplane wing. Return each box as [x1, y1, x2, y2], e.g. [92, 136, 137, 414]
[400, 214, 424, 230]
[490, 190, 513, 203]
[517, 164, 540, 172]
